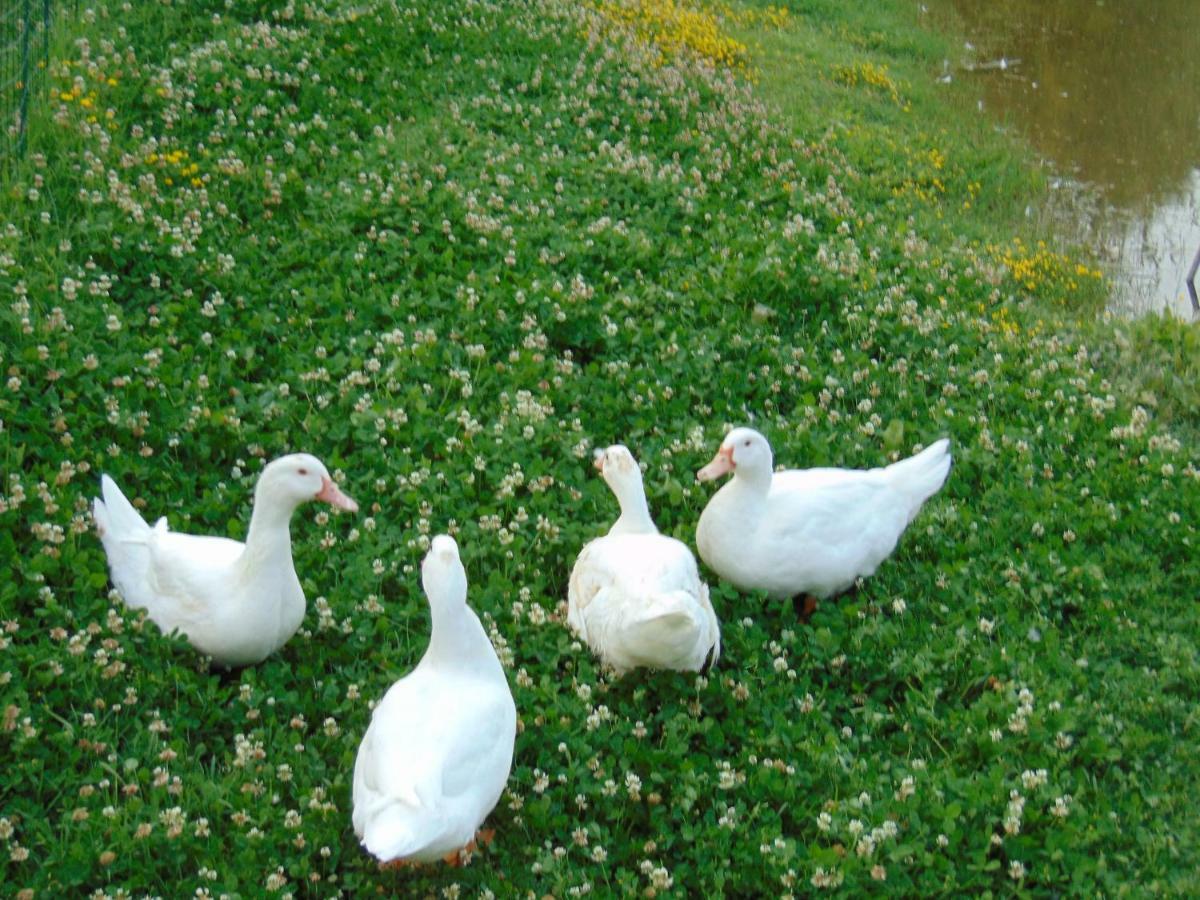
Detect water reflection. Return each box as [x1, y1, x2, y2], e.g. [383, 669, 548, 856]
[923, 0, 1200, 318]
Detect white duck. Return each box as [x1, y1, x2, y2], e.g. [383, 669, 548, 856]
[353, 535, 517, 865]
[568, 445, 720, 675]
[93, 454, 357, 667]
[696, 428, 951, 603]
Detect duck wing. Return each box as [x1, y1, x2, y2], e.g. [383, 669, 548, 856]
[768, 471, 906, 544]
[567, 539, 609, 644]
[143, 529, 245, 630]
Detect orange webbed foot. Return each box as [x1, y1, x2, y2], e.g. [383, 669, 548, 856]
[378, 858, 420, 872]
[444, 829, 496, 867]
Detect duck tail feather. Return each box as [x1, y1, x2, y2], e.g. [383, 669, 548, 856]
[94, 475, 151, 540]
[885, 438, 952, 522]
[362, 806, 423, 862]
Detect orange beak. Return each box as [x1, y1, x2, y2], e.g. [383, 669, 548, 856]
[696, 445, 735, 482]
[315, 476, 358, 512]
[593, 450, 605, 472]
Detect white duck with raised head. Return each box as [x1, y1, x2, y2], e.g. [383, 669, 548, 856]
[568, 445, 720, 675]
[93, 453, 357, 666]
[353, 535, 516, 865]
[696, 428, 951, 602]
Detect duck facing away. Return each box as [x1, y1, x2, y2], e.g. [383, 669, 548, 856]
[568, 445, 720, 675]
[696, 428, 951, 604]
[352, 535, 517, 866]
[93, 454, 357, 667]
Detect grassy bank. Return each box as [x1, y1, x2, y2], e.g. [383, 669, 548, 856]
[1, 0, 1197, 896]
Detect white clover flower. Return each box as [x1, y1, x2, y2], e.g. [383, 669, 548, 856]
[1050, 795, 1073, 818]
[1020, 769, 1048, 790]
[624, 772, 642, 800]
[648, 866, 673, 890]
[810, 866, 843, 888]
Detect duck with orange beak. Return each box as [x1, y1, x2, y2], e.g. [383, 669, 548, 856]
[696, 427, 951, 614]
[93, 453, 357, 666]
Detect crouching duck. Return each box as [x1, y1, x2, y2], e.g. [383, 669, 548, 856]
[568, 444, 720, 674]
[696, 428, 951, 607]
[93, 453, 357, 666]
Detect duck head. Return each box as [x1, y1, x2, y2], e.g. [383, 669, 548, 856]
[593, 444, 657, 535]
[422, 534, 467, 607]
[696, 428, 773, 482]
[260, 453, 358, 512]
[594, 443, 642, 488]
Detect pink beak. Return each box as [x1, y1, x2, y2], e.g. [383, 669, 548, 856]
[315, 475, 358, 512]
[593, 454, 605, 472]
[696, 446, 735, 482]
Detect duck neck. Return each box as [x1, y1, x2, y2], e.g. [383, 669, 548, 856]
[729, 463, 773, 499]
[241, 487, 297, 569]
[607, 476, 658, 536]
[426, 602, 493, 674]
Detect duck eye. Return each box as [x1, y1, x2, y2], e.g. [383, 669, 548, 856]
[743, 440, 751, 447]
[298, 467, 309, 476]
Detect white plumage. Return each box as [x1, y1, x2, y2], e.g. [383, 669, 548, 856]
[568, 445, 720, 674]
[352, 535, 516, 865]
[92, 453, 357, 666]
[696, 428, 951, 600]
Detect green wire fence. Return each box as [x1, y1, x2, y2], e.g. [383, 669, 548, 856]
[2, 0, 60, 168]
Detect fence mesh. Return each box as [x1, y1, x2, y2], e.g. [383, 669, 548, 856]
[1, 0, 60, 169]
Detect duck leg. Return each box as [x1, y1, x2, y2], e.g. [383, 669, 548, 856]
[443, 828, 496, 867]
[792, 593, 819, 621]
[378, 858, 421, 872]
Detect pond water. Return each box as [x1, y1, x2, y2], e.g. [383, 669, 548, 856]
[921, 0, 1200, 319]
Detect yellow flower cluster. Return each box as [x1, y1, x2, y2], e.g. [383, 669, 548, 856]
[594, 0, 748, 70]
[52, 60, 121, 125]
[992, 238, 1104, 297]
[892, 175, 944, 205]
[832, 61, 905, 107]
[990, 305, 1021, 337]
[56, 84, 99, 109]
[719, 2, 789, 30]
[145, 149, 203, 188]
[890, 144, 953, 205]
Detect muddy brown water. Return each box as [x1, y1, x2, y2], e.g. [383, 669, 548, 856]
[922, 0, 1200, 319]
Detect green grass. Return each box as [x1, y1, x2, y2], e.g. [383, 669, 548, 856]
[734, 0, 1044, 242]
[1, 0, 1197, 896]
